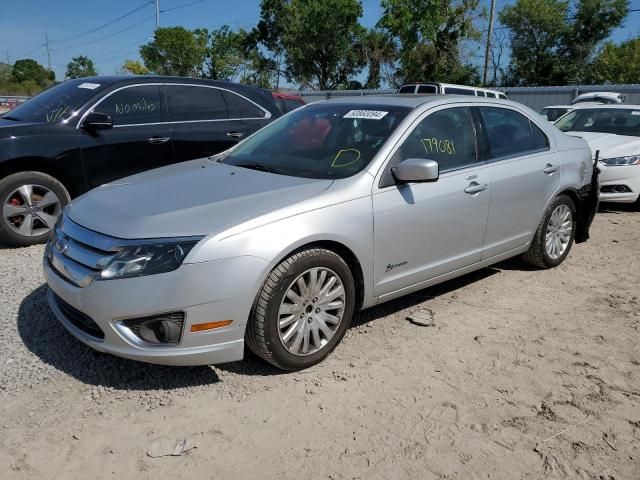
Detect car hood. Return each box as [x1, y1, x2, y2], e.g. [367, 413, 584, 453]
[565, 131, 640, 158]
[0, 118, 45, 138]
[68, 159, 333, 239]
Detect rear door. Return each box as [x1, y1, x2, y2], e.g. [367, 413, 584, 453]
[166, 84, 237, 162]
[80, 84, 171, 188]
[474, 106, 558, 259]
[221, 89, 272, 137]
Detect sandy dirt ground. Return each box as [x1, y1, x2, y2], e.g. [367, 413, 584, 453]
[1, 206, 639, 480]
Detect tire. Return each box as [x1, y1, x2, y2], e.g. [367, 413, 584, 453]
[523, 194, 576, 269]
[246, 248, 356, 370]
[0, 171, 70, 247]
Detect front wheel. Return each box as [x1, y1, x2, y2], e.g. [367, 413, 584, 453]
[246, 248, 356, 370]
[0, 171, 70, 247]
[523, 195, 576, 268]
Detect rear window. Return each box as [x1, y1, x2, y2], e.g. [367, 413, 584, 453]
[444, 87, 475, 96]
[417, 85, 437, 94]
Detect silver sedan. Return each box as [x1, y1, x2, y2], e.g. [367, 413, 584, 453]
[43, 95, 598, 370]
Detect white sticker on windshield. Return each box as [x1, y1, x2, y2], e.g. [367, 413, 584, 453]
[632, 111, 640, 115]
[344, 110, 388, 120]
[78, 82, 101, 90]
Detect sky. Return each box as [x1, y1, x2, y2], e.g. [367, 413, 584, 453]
[1, 0, 639, 83]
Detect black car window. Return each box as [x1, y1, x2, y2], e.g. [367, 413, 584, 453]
[479, 107, 539, 159]
[444, 87, 475, 96]
[167, 85, 227, 121]
[399, 107, 477, 172]
[96, 85, 162, 126]
[398, 85, 416, 94]
[417, 85, 437, 94]
[221, 91, 266, 118]
[284, 98, 304, 111]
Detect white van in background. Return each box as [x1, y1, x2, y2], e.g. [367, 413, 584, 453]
[398, 82, 508, 99]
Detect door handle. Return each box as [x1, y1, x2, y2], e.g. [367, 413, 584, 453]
[226, 131, 245, 139]
[543, 163, 559, 174]
[147, 136, 170, 144]
[464, 182, 488, 195]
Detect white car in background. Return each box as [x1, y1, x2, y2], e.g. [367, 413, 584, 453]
[539, 91, 625, 122]
[555, 104, 640, 207]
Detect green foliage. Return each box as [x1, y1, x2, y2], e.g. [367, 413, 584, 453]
[378, 0, 482, 84]
[499, 0, 629, 86]
[65, 55, 97, 79]
[589, 37, 640, 84]
[206, 26, 249, 81]
[121, 59, 150, 75]
[140, 26, 208, 77]
[280, 0, 367, 90]
[363, 29, 397, 89]
[11, 59, 54, 86]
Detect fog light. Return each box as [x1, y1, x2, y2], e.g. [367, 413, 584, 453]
[120, 312, 185, 345]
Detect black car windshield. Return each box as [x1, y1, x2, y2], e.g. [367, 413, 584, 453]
[555, 108, 640, 137]
[221, 103, 411, 179]
[3, 79, 106, 123]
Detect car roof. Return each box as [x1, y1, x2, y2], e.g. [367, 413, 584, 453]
[542, 105, 573, 109]
[321, 94, 516, 109]
[568, 103, 640, 110]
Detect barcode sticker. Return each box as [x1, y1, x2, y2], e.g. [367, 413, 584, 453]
[78, 82, 101, 90]
[344, 110, 388, 120]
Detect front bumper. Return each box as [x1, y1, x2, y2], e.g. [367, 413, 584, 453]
[597, 163, 640, 203]
[44, 254, 269, 366]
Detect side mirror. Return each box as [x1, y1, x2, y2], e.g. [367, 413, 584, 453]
[82, 112, 113, 130]
[391, 158, 439, 184]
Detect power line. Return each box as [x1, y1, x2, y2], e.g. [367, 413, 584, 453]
[49, 1, 153, 44]
[92, 36, 151, 62]
[52, 16, 155, 52]
[160, 0, 208, 14]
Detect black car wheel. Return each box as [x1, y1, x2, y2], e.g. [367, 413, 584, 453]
[0, 171, 70, 247]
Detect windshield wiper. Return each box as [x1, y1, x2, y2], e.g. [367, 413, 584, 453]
[233, 162, 288, 175]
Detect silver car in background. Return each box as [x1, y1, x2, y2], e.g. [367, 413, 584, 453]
[43, 95, 599, 370]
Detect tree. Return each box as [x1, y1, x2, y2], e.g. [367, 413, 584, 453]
[252, 0, 288, 88]
[65, 55, 97, 79]
[140, 26, 208, 77]
[363, 29, 397, 89]
[589, 37, 640, 84]
[11, 59, 53, 87]
[121, 59, 149, 75]
[488, 28, 509, 86]
[499, 0, 629, 86]
[281, 0, 367, 90]
[206, 26, 249, 81]
[378, 0, 483, 84]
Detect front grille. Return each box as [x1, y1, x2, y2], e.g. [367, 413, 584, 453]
[52, 292, 105, 339]
[47, 214, 120, 287]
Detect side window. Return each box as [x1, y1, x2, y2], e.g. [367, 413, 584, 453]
[97, 85, 162, 125]
[417, 85, 437, 94]
[167, 85, 227, 121]
[398, 85, 416, 94]
[531, 121, 549, 150]
[444, 87, 475, 96]
[222, 91, 266, 118]
[479, 107, 537, 159]
[398, 107, 477, 172]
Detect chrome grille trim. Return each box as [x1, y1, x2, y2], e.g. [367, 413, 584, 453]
[49, 245, 96, 287]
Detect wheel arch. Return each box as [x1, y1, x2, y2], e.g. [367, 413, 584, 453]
[0, 157, 80, 197]
[555, 187, 592, 244]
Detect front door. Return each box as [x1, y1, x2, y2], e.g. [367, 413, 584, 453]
[80, 84, 171, 188]
[373, 106, 491, 297]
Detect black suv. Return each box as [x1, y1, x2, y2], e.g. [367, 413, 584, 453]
[0, 76, 279, 246]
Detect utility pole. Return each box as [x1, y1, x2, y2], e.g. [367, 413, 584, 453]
[482, 0, 496, 87]
[155, 0, 160, 28]
[44, 32, 52, 72]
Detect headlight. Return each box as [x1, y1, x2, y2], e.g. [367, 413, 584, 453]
[99, 239, 201, 280]
[600, 154, 640, 166]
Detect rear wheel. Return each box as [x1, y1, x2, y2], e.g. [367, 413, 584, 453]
[246, 248, 355, 370]
[523, 195, 576, 268]
[0, 171, 69, 247]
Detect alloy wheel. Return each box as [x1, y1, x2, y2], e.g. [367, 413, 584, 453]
[3, 184, 61, 237]
[277, 267, 346, 356]
[545, 204, 572, 260]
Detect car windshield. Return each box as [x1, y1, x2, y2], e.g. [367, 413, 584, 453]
[555, 108, 640, 137]
[221, 103, 411, 179]
[3, 79, 106, 123]
[540, 107, 570, 122]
